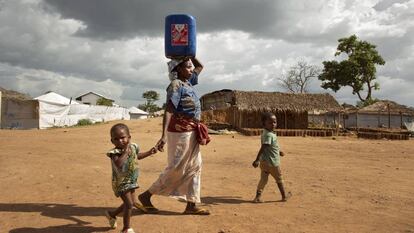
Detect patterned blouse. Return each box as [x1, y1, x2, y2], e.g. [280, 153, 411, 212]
[167, 73, 201, 121]
[107, 143, 140, 197]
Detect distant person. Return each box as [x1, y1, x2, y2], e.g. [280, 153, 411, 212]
[137, 57, 210, 215]
[252, 112, 290, 202]
[105, 123, 157, 233]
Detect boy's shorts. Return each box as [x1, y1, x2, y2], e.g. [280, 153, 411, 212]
[260, 161, 283, 184]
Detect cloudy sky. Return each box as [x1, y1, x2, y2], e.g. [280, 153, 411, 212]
[0, 0, 413, 107]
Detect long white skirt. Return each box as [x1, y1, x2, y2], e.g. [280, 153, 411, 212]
[149, 131, 202, 203]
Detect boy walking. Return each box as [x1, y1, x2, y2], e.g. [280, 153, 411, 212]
[252, 112, 289, 202]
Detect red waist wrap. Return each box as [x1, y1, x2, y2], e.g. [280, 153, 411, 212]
[168, 114, 211, 145]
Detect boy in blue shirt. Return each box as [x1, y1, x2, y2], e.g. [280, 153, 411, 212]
[252, 112, 289, 202]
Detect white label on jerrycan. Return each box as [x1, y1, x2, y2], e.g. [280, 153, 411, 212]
[171, 24, 188, 46]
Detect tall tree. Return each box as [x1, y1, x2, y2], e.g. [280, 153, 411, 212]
[138, 90, 160, 113]
[96, 97, 113, 106]
[142, 90, 159, 105]
[278, 60, 320, 93]
[318, 35, 385, 103]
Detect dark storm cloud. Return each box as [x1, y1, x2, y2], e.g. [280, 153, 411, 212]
[43, 0, 341, 43]
[1, 0, 413, 107]
[43, 0, 278, 39]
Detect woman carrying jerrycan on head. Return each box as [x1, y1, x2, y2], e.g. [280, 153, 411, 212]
[137, 14, 211, 215]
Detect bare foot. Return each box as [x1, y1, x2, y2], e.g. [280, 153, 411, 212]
[281, 191, 292, 202]
[138, 192, 159, 214]
[183, 207, 210, 215]
[253, 196, 263, 203]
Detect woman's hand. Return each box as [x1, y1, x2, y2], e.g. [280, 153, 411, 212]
[150, 147, 157, 155]
[155, 137, 166, 152]
[252, 160, 260, 168]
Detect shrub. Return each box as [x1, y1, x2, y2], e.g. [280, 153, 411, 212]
[76, 119, 93, 126]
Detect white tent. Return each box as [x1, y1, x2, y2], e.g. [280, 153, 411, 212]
[34, 92, 79, 105]
[405, 122, 414, 134]
[128, 107, 149, 119]
[34, 92, 130, 129]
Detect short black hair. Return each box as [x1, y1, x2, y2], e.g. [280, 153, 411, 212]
[261, 112, 276, 126]
[110, 123, 130, 137]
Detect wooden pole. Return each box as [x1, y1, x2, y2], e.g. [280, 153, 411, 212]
[356, 110, 359, 132]
[378, 110, 380, 127]
[388, 103, 391, 128]
[0, 91, 2, 129]
[336, 112, 340, 135]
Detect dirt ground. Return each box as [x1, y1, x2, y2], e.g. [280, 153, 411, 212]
[1, 117, 413, 233]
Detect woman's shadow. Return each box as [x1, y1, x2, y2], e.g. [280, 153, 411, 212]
[201, 196, 277, 205]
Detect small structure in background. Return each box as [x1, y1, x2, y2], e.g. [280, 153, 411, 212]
[152, 110, 165, 117]
[1, 88, 130, 129]
[128, 107, 149, 120]
[35, 91, 79, 105]
[76, 92, 114, 106]
[34, 91, 129, 129]
[200, 90, 342, 136]
[343, 100, 414, 129]
[0, 87, 38, 129]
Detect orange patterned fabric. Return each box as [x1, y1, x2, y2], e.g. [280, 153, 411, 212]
[167, 114, 197, 132]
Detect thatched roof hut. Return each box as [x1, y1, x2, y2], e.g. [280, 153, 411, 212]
[355, 100, 414, 115]
[201, 90, 342, 129]
[1, 87, 38, 129]
[0, 87, 32, 101]
[343, 100, 414, 129]
[231, 91, 341, 112]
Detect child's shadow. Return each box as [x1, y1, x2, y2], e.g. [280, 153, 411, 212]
[9, 224, 109, 233]
[0, 202, 170, 233]
[201, 196, 277, 205]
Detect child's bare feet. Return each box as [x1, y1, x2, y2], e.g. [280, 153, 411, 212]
[104, 210, 117, 229]
[253, 190, 263, 203]
[253, 196, 263, 203]
[120, 228, 135, 233]
[281, 191, 292, 202]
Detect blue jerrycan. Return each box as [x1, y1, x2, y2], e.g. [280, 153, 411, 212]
[165, 14, 196, 59]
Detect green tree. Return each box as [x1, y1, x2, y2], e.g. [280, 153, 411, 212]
[96, 97, 113, 106]
[356, 98, 378, 108]
[318, 35, 385, 104]
[139, 90, 160, 114]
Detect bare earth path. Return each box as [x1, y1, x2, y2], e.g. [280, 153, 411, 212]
[1, 118, 413, 233]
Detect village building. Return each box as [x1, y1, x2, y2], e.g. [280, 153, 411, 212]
[200, 89, 342, 130]
[128, 107, 149, 119]
[1, 88, 129, 129]
[35, 91, 79, 105]
[75, 91, 114, 106]
[343, 100, 414, 129]
[0, 87, 38, 129]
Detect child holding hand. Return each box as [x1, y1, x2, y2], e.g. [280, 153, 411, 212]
[252, 112, 289, 203]
[105, 123, 157, 233]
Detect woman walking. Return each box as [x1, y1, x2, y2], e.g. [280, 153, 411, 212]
[137, 57, 210, 215]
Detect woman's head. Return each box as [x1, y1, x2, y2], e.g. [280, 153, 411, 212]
[261, 112, 277, 130]
[110, 123, 131, 149]
[174, 59, 193, 80]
